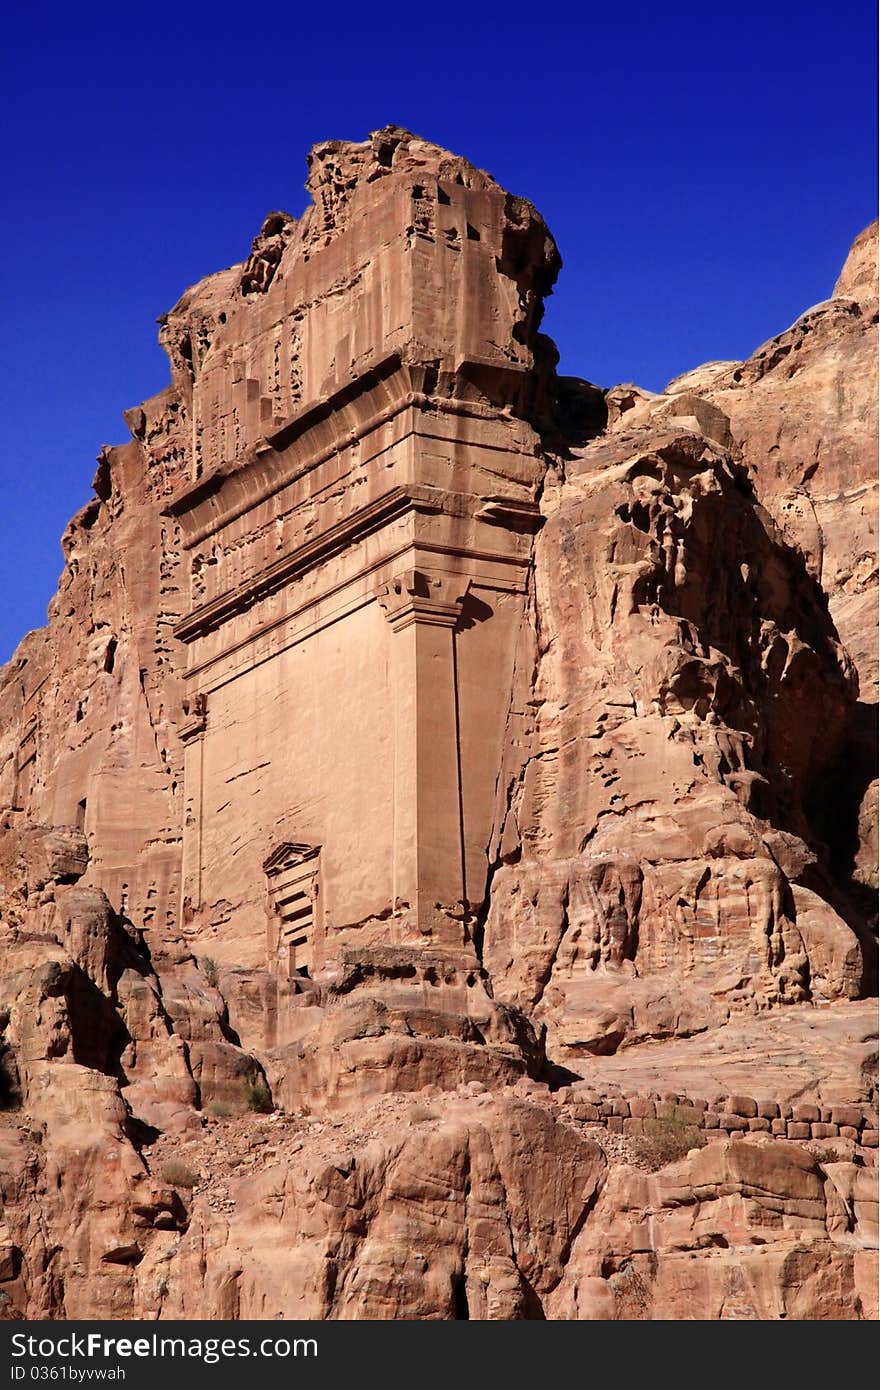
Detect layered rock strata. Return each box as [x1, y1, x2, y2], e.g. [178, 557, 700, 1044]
[0, 131, 875, 1320]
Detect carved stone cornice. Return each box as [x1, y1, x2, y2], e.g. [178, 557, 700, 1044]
[173, 487, 436, 644]
[163, 352, 534, 550]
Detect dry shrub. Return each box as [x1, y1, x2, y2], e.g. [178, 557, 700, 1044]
[161, 1160, 199, 1189]
[205, 1100, 235, 1119]
[408, 1104, 440, 1124]
[201, 957, 220, 988]
[629, 1116, 706, 1171]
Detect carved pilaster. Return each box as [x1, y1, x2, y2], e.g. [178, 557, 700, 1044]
[180, 692, 208, 918]
[375, 567, 469, 941]
[179, 692, 208, 744]
[375, 568, 470, 632]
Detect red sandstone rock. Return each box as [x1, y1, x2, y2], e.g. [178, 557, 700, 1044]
[547, 1134, 875, 1320]
[0, 129, 875, 1320]
[484, 420, 864, 1056]
[694, 222, 878, 898]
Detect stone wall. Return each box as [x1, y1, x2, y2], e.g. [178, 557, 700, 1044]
[553, 1085, 878, 1156]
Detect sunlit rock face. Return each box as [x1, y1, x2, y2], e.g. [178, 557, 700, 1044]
[0, 132, 875, 1321]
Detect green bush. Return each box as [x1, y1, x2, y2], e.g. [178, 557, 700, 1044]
[245, 1080, 273, 1114]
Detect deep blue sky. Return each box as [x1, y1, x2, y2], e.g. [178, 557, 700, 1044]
[1, 1, 876, 664]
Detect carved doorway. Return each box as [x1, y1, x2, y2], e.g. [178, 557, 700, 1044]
[263, 842, 321, 977]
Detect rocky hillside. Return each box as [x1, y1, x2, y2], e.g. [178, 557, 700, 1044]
[0, 131, 875, 1320]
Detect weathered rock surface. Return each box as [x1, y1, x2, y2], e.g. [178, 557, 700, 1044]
[671, 222, 879, 898]
[11, 1088, 852, 1322]
[566, 1000, 878, 1105]
[0, 130, 875, 1320]
[485, 421, 865, 1058]
[550, 1131, 877, 1320]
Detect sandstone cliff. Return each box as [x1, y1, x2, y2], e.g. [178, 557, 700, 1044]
[0, 131, 875, 1321]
